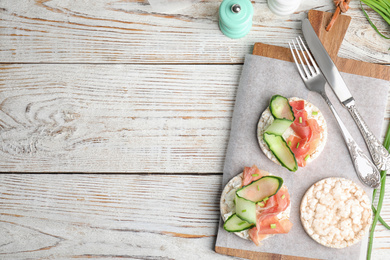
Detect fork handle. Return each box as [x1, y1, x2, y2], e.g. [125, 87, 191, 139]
[321, 93, 381, 189]
[345, 102, 390, 171]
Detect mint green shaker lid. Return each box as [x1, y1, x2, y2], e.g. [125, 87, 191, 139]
[219, 0, 253, 39]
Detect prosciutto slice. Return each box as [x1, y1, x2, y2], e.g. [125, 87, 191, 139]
[248, 186, 292, 245]
[288, 100, 323, 167]
[239, 166, 293, 246]
[242, 165, 265, 186]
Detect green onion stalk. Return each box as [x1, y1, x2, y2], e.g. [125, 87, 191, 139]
[366, 123, 390, 260]
[360, 0, 390, 39]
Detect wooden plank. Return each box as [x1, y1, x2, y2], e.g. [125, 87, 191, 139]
[0, 174, 389, 259]
[1, 64, 390, 173]
[0, 0, 389, 64]
[0, 64, 239, 173]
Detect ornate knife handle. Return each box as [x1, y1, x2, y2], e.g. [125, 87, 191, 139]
[345, 102, 390, 171]
[322, 94, 381, 189]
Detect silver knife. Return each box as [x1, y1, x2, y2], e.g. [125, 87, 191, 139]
[302, 18, 390, 171]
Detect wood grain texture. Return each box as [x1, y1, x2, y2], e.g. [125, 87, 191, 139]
[1, 63, 390, 173]
[0, 0, 389, 64]
[0, 174, 389, 259]
[0, 64, 239, 173]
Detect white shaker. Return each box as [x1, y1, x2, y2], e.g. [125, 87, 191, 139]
[268, 0, 301, 16]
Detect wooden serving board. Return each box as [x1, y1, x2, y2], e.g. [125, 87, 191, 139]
[253, 10, 390, 81]
[215, 9, 389, 260]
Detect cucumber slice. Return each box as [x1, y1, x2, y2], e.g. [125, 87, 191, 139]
[223, 213, 255, 232]
[265, 118, 293, 136]
[269, 95, 295, 121]
[236, 176, 283, 202]
[235, 194, 257, 224]
[264, 133, 298, 172]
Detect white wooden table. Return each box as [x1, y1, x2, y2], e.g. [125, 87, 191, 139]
[0, 0, 389, 259]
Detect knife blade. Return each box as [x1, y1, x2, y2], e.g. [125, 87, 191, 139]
[302, 18, 390, 171]
[302, 19, 353, 105]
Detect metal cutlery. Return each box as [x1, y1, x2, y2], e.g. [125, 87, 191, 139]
[302, 18, 390, 171]
[289, 36, 381, 189]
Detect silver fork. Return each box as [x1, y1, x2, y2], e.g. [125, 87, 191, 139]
[289, 36, 380, 189]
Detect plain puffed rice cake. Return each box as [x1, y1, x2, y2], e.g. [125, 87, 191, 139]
[300, 177, 372, 248]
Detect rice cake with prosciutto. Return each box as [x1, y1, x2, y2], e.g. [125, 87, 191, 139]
[258, 97, 327, 169]
[220, 165, 292, 245]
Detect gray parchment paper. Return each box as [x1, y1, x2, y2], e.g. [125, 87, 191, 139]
[216, 54, 389, 260]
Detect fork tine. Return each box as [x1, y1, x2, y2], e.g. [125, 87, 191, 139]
[296, 37, 315, 76]
[291, 39, 310, 78]
[298, 36, 320, 74]
[289, 42, 306, 79]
